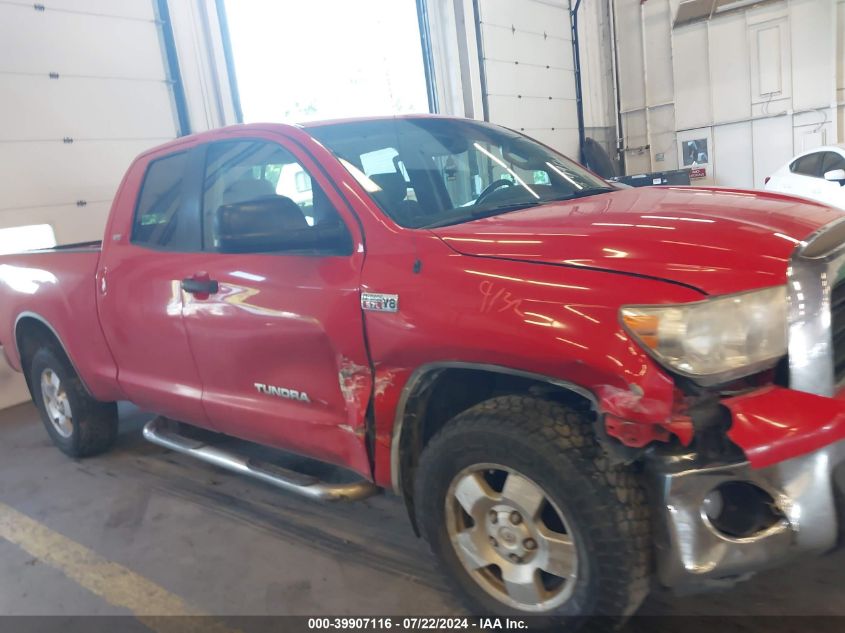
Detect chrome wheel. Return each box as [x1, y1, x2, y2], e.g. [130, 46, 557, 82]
[41, 368, 73, 438]
[445, 463, 579, 612]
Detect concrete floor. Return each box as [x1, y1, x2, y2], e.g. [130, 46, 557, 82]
[1, 401, 844, 624]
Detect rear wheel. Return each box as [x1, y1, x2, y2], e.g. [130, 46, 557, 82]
[415, 396, 650, 629]
[29, 346, 118, 457]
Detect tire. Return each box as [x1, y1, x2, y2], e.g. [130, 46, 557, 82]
[414, 396, 650, 629]
[29, 345, 118, 458]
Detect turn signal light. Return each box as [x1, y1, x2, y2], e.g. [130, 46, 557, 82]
[622, 313, 659, 349]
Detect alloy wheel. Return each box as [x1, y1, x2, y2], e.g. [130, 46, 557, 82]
[445, 463, 579, 612]
[41, 368, 73, 438]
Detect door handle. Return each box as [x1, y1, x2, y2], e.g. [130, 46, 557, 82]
[181, 278, 219, 295]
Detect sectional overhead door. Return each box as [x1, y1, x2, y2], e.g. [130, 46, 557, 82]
[473, 0, 579, 156]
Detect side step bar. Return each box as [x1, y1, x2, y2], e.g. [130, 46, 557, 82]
[143, 417, 380, 502]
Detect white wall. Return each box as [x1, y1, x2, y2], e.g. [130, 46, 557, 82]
[0, 0, 238, 409]
[614, 0, 844, 186]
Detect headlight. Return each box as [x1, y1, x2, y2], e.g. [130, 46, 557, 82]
[621, 285, 787, 385]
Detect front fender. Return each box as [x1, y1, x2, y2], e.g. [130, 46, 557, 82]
[363, 235, 705, 487]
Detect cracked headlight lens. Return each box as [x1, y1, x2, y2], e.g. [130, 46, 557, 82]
[621, 285, 787, 385]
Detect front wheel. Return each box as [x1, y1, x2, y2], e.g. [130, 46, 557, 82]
[414, 396, 650, 628]
[29, 346, 118, 458]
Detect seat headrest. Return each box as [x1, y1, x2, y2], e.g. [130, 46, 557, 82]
[369, 172, 408, 207]
[223, 177, 276, 205]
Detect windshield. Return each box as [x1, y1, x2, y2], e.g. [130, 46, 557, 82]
[308, 118, 612, 228]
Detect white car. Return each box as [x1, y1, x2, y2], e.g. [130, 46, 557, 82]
[764, 145, 845, 209]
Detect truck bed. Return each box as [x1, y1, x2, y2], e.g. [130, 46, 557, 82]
[37, 240, 102, 252]
[0, 245, 123, 402]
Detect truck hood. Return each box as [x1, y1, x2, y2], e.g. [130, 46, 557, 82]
[431, 187, 844, 295]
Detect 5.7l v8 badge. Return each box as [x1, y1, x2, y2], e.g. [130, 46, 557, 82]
[361, 292, 399, 313]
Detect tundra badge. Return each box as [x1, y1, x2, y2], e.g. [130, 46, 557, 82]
[361, 292, 399, 313]
[254, 383, 311, 403]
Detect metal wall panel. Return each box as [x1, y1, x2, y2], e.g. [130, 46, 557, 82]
[0, 140, 161, 208]
[790, 0, 836, 111]
[708, 11, 751, 122]
[752, 115, 793, 187]
[0, 5, 166, 78]
[476, 0, 579, 155]
[622, 110, 651, 174]
[479, 0, 569, 37]
[615, 0, 646, 113]
[0, 75, 176, 141]
[672, 22, 712, 130]
[32, 0, 156, 20]
[643, 0, 675, 107]
[484, 61, 576, 101]
[713, 122, 754, 188]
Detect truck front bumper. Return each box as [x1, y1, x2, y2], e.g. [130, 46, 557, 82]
[651, 434, 845, 591]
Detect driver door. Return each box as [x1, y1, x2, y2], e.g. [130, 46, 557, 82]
[180, 136, 373, 475]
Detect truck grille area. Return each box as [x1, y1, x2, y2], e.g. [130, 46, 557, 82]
[787, 220, 845, 397]
[833, 279, 845, 384]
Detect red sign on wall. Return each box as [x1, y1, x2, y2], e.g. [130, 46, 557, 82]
[689, 167, 707, 179]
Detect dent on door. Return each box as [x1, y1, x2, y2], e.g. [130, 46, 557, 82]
[181, 256, 374, 476]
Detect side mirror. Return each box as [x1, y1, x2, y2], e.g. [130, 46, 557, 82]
[215, 196, 305, 253]
[215, 196, 351, 254]
[824, 169, 845, 186]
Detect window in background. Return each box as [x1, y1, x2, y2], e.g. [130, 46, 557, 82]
[224, 0, 430, 123]
[0, 224, 57, 255]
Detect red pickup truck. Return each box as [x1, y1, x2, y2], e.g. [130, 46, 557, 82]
[2, 115, 845, 624]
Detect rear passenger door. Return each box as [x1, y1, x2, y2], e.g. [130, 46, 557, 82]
[180, 137, 374, 476]
[97, 147, 211, 426]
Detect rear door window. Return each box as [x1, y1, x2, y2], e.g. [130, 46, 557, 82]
[790, 152, 824, 177]
[131, 152, 198, 250]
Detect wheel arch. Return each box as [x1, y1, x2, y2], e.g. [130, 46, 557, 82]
[14, 312, 92, 398]
[390, 362, 603, 530]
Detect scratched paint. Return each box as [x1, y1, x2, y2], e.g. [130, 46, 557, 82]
[338, 356, 370, 410]
[374, 371, 395, 398]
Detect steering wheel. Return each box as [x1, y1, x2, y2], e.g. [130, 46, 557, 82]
[475, 178, 515, 205]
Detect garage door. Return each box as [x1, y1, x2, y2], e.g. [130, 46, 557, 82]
[474, 0, 579, 156]
[0, 0, 183, 408]
[0, 0, 180, 246]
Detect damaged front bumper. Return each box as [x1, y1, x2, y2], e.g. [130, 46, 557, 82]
[649, 385, 845, 591]
[650, 440, 845, 590]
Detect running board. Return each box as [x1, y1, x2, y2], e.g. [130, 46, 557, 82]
[142, 417, 379, 502]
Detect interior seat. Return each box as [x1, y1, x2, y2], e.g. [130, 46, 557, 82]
[222, 176, 276, 205]
[369, 172, 424, 223]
